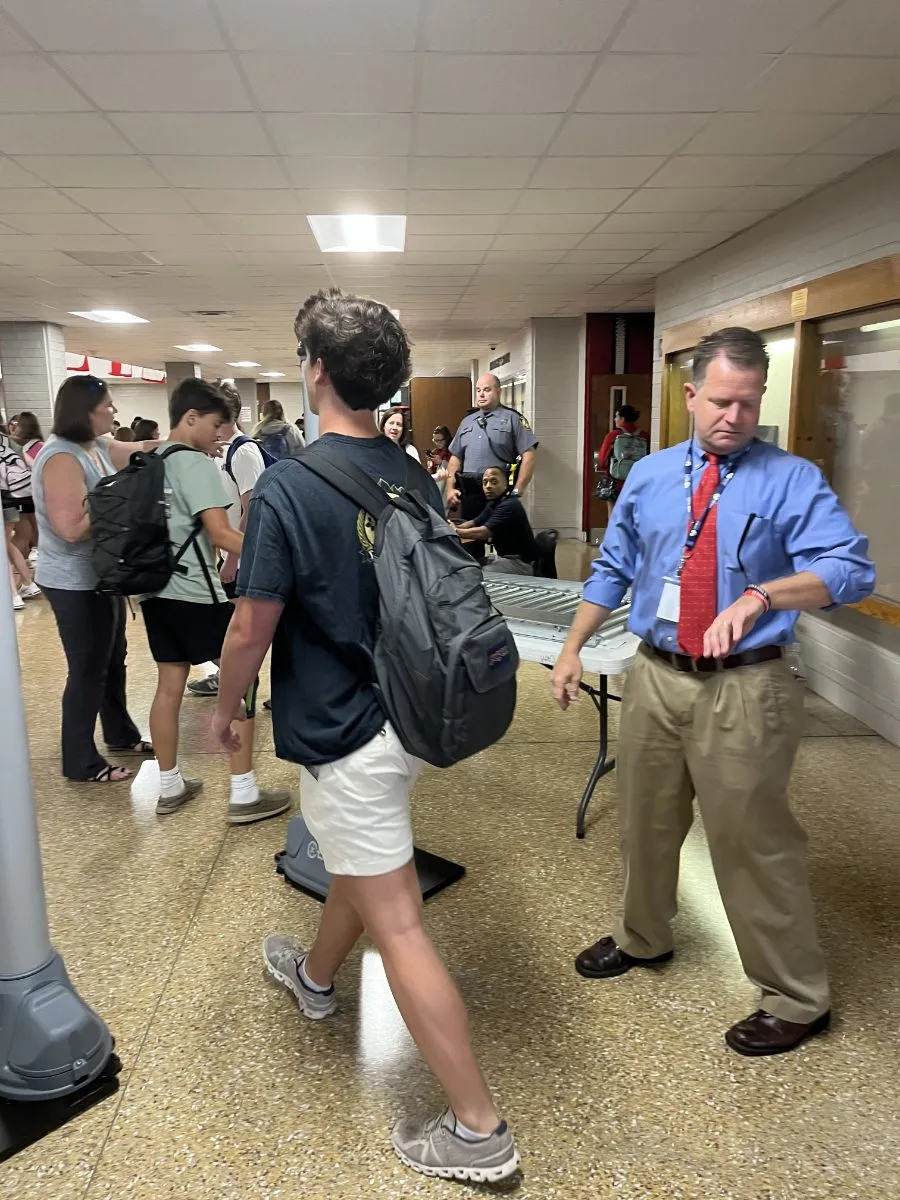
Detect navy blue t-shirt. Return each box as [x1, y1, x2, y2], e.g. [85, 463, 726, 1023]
[236, 433, 443, 767]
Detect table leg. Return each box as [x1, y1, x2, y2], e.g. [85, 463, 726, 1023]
[576, 674, 617, 840]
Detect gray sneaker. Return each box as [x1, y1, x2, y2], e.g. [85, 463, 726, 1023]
[156, 778, 203, 815]
[391, 1108, 520, 1183]
[261, 934, 336, 1020]
[228, 788, 292, 826]
[187, 674, 219, 697]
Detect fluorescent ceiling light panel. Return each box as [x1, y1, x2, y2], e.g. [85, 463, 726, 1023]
[174, 343, 221, 353]
[860, 318, 900, 332]
[260, 371, 286, 377]
[69, 309, 148, 324]
[227, 360, 261, 368]
[307, 213, 406, 253]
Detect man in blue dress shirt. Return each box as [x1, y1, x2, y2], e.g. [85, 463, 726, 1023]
[552, 326, 874, 1058]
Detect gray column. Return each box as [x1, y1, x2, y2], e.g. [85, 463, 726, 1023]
[0, 322, 67, 433]
[233, 378, 258, 427]
[164, 360, 202, 403]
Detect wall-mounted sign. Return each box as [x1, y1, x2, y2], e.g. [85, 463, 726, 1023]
[489, 352, 511, 371]
[790, 287, 808, 318]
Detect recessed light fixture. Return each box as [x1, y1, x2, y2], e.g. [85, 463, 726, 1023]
[259, 371, 286, 378]
[307, 214, 406, 254]
[860, 318, 900, 333]
[174, 343, 221, 353]
[227, 360, 261, 368]
[69, 309, 148, 324]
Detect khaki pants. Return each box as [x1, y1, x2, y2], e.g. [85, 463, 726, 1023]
[613, 646, 829, 1024]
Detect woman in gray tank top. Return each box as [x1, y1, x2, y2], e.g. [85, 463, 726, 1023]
[33, 376, 152, 782]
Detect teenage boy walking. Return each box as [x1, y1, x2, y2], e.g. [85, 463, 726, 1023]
[212, 291, 520, 1182]
[142, 378, 289, 822]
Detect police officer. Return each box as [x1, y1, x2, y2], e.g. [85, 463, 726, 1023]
[446, 374, 538, 523]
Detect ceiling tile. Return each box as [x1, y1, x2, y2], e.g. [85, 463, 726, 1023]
[617, 186, 741, 212]
[423, 0, 629, 51]
[0, 13, 33, 52]
[150, 156, 287, 189]
[491, 233, 584, 251]
[205, 215, 316, 237]
[0, 55, 94, 112]
[407, 191, 519, 214]
[579, 53, 773, 112]
[1, 212, 118, 235]
[411, 158, 536, 189]
[683, 112, 856, 156]
[595, 211, 699, 233]
[0, 188, 83, 213]
[792, 0, 900, 55]
[101, 213, 215, 235]
[813, 114, 900, 157]
[720, 184, 813, 210]
[515, 188, 632, 213]
[406, 235, 495, 252]
[60, 188, 195, 213]
[240, 54, 415, 112]
[294, 190, 408, 214]
[0, 159, 45, 187]
[216, 0, 419, 52]
[110, 113, 271, 156]
[17, 155, 166, 187]
[761, 154, 871, 187]
[648, 155, 789, 188]
[416, 115, 558, 158]
[407, 216, 504, 235]
[579, 231, 665, 250]
[501, 213, 602, 234]
[530, 157, 662, 188]
[284, 157, 408, 190]
[881, 96, 900, 115]
[420, 54, 593, 114]
[0, 114, 132, 155]
[735, 56, 900, 113]
[54, 53, 252, 112]
[563, 248, 643, 263]
[1, 0, 225, 51]
[482, 250, 562, 263]
[267, 114, 411, 157]
[660, 231, 730, 250]
[551, 113, 708, 157]
[181, 189, 303, 214]
[403, 252, 487, 265]
[612, 0, 835, 54]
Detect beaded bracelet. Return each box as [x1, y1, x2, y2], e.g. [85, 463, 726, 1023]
[744, 584, 771, 612]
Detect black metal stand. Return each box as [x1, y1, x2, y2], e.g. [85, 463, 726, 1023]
[0, 1051, 121, 1164]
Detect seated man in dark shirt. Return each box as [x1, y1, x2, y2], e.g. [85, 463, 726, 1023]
[458, 465, 538, 575]
[211, 289, 519, 1182]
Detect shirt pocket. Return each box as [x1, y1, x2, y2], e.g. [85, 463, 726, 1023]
[718, 508, 788, 583]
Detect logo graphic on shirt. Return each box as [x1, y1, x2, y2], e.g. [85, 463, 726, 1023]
[356, 476, 405, 561]
[487, 639, 511, 669]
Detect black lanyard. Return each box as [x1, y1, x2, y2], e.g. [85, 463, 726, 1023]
[678, 442, 747, 576]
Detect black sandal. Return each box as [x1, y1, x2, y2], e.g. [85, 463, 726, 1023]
[106, 740, 154, 756]
[88, 765, 134, 783]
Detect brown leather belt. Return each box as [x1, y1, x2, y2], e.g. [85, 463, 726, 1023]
[647, 644, 783, 674]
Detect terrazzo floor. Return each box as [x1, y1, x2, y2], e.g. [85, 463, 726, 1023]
[3, 582, 900, 1200]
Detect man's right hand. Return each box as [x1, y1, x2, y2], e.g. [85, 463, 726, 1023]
[551, 650, 583, 710]
[447, 487, 461, 508]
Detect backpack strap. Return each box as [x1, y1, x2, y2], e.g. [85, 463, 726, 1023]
[157, 446, 222, 604]
[224, 434, 253, 481]
[295, 440, 391, 519]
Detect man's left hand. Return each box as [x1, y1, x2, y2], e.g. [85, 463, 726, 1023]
[220, 553, 239, 586]
[703, 593, 767, 659]
[211, 702, 246, 754]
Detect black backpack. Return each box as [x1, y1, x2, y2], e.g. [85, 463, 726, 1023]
[89, 446, 217, 598]
[297, 441, 519, 769]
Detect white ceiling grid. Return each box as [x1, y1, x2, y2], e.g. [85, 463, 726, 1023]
[0, 0, 896, 376]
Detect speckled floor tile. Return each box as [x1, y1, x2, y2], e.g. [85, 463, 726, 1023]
[5, 598, 900, 1199]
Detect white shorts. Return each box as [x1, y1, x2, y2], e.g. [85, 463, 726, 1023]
[300, 724, 421, 877]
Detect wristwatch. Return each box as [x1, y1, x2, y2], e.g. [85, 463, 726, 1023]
[510, 488, 520, 497]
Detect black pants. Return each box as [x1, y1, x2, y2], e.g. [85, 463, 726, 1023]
[457, 475, 487, 561]
[43, 587, 142, 780]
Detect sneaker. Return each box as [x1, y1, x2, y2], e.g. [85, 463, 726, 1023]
[19, 582, 41, 599]
[12, 593, 24, 610]
[261, 934, 336, 1020]
[156, 778, 204, 815]
[228, 788, 291, 826]
[391, 1109, 520, 1183]
[187, 673, 219, 697]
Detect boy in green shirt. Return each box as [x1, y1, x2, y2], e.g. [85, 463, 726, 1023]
[141, 378, 289, 820]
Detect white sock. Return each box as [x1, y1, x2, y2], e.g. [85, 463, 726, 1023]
[298, 955, 331, 993]
[229, 769, 259, 806]
[452, 1115, 494, 1143]
[159, 765, 184, 799]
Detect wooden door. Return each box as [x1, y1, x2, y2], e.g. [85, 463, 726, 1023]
[586, 373, 652, 531]
[409, 377, 473, 460]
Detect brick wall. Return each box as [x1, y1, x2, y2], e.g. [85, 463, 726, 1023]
[0, 322, 67, 432]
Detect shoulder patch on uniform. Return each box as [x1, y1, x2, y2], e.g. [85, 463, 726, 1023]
[517, 413, 531, 429]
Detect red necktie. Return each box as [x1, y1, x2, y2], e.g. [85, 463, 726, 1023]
[677, 454, 719, 659]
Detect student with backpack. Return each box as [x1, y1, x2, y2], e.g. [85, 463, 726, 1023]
[128, 379, 288, 820]
[252, 398, 304, 460]
[212, 290, 520, 1183]
[596, 404, 650, 518]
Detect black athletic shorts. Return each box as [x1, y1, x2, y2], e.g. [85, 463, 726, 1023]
[141, 597, 234, 665]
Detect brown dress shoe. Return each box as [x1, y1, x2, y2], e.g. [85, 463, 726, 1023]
[575, 935, 674, 979]
[725, 1009, 831, 1057]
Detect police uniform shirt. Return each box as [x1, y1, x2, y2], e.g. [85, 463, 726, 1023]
[449, 406, 538, 477]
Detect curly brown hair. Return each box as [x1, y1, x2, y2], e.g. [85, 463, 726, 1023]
[294, 288, 411, 412]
